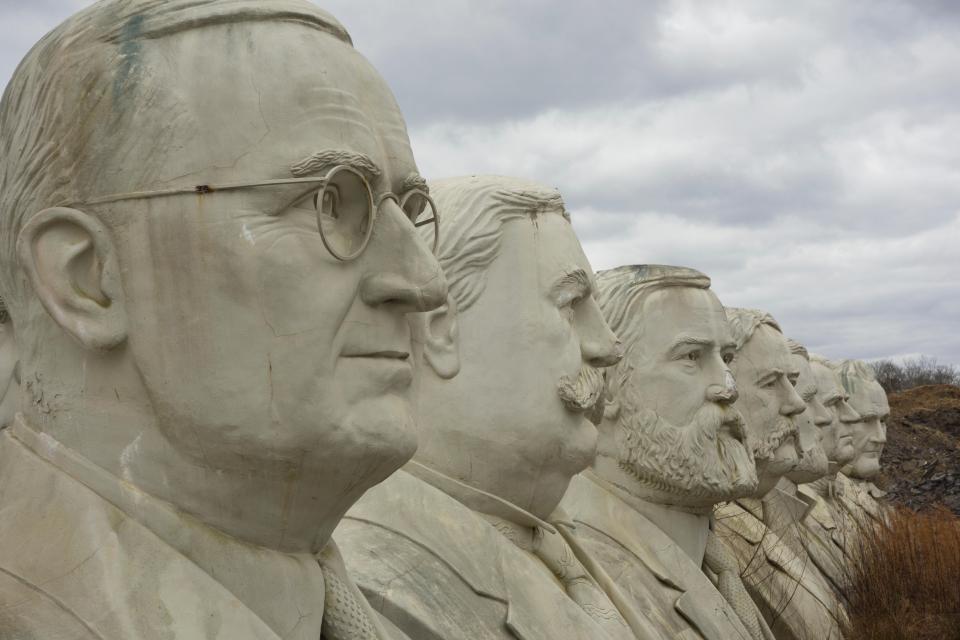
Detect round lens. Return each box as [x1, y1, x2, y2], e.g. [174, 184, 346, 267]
[315, 166, 375, 261]
[401, 190, 439, 254]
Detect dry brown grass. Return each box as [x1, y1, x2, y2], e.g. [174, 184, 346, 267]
[842, 506, 960, 639]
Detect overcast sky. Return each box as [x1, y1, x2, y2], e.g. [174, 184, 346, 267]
[2, 0, 958, 365]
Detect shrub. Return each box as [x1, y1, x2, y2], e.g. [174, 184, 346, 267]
[872, 356, 960, 394]
[842, 506, 960, 640]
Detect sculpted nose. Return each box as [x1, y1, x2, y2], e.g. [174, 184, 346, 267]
[578, 298, 622, 368]
[707, 369, 738, 405]
[361, 271, 447, 312]
[812, 400, 833, 427]
[360, 201, 448, 313]
[780, 381, 806, 417]
[873, 419, 888, 444]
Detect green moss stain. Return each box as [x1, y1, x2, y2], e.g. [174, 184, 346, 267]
[114, 14, 145, 103]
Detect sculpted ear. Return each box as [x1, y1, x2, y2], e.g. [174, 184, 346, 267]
[411, 295, 460, 380]
[17, 207, 128, 350]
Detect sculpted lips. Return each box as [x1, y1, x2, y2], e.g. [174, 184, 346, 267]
[341, 350, 410, 360]
[339, 348, 413, 389]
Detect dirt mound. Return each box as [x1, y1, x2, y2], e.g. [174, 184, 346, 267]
[879, 384, 960, 515]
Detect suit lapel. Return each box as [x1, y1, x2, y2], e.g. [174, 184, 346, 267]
[566, 475, 753, 640]
[345, 469, 510, 605]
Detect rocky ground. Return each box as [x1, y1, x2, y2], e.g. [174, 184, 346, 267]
[878, 384, 960, 515]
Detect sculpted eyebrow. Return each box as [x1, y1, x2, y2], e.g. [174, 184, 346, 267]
[822, 391, 843, 404]
[402, 172, 429, 193]
[758, 369, 783, 385]
[798, 384, 818, 401]
[669, 335, 713, 351]
[291, 149, 382, 183]
[552, 269, 591, 297]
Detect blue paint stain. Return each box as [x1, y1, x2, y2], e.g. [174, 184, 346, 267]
[114, 14, 145, 103]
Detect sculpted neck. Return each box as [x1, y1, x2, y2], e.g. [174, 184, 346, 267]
[24, 347, 351, 553]
[591, 456, 711, 565]
[22, 396, 352, 555]
[9, 416, 326, 639]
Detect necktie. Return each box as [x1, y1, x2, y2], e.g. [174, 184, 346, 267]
[318, 558, 379, 640]
[703, 530, 775, 640]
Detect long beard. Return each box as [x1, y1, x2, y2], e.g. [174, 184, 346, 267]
[615, 395, 759, 505]
[558, 366, 606, 425]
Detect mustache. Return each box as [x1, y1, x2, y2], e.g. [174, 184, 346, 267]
[558, 365, 606, 425]
[752, 416, 799, 462]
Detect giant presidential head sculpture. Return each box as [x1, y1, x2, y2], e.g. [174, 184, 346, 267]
[809, 353, 859, 469]
[835, 359, 889, 480]
[591, 265, 757, 509]
[784, 339, 831, 484]
[410, 175, 621, 520]
[0, 0, 446, 553]
[726, 308, 806, 496]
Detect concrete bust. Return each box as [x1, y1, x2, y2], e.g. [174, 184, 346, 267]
[724, 308, 804, 496]
[832, 359, 891, 528]
[836, 359, 889, 481]
[785, 339, 831, 485]
[412, 175, 623, 519]
[338, 176, 642, 640]
[809, 354, 859, 471]
[715, 310, 843, 640]
[774, 342, 857, 599]
[0, 1, 444, 637]
[560, 264, 759, 640]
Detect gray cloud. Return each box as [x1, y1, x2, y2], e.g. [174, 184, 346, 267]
[2, 0, 958, 365]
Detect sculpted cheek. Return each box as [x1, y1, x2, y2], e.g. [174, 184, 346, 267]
[256, 232, 357, 336]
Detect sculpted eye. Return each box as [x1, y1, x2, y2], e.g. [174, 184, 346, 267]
[685, 351, 700, 362]
[314, 186, 341, 220]
[556, 291, 584, 310]
[722, 352, 734, 365]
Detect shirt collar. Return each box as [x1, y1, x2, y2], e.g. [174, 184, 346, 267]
[405, 460, 556, 534]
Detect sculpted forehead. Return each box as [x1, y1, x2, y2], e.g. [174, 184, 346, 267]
[848, 377, 889, 416]
[135, 21, 416, 188]
[811, 361, 841, 397]
[866, 380, 890, 415]
[637, 287, 730, 356]
[790, 353, 816, 396]
[736, 325, 793, 379]
[521, 214, 590, 283]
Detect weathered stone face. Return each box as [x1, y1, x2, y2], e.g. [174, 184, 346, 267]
[413, 176, 621, 520]
[810, 359, 859, 466]
[728, 314, 805, 497]
[597, 281, 757, 507]
[787, 351, 831, 484]
[846, 377, 890, 480]
[2, 4, 446, 553]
